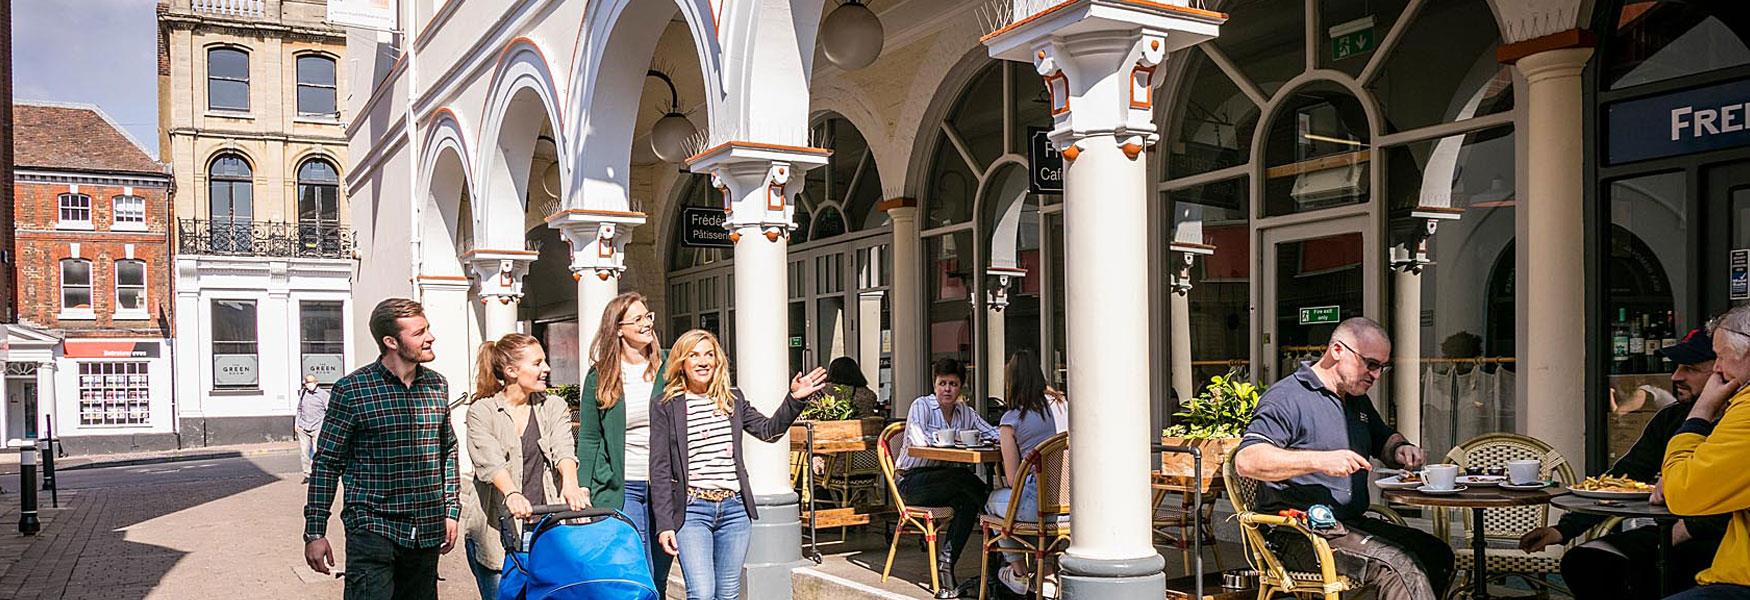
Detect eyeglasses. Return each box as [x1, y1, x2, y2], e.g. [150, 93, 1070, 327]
[1335, 340, 1392, 375]
[619, 312, 656, 327]
[1716, 324, 1750, 341]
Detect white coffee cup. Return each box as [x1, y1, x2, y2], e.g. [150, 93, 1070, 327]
[1507, 459, 1541, 485]
[1424, 464, 1459, 491]
[931, 429, 955, 447]
[958, 430, 981, 446]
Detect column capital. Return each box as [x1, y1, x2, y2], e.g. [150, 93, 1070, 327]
[1168, 242, 1213, 296]
[984, 0, 1223, 152]
[1389, 208, 1462, 274]
[545, 208, 647, 282]
[986, 266, 1028, 312]
[462, 248, 538, 305]
[686, 141, 831, 243]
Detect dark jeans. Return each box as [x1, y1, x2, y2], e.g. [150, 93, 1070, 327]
[344, 527, 441, 600]
[1669, 584, 1750, 600]
[898, 466, 987, 568]
[464, 537, 500, 600]
[624, 480, 674, 596]
[1270, 516, 1454, 600]
[1563, 525, 1720, 600]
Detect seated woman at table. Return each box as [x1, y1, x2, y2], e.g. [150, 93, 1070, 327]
[897, 358, 1000, 598]
[984, 351, 1068, 596]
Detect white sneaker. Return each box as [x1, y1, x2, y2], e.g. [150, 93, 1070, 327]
[997, 565, 1029, 596]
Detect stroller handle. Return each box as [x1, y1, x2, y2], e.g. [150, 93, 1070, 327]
[525, 504, 617, 521]
[499, 504, 633, 554]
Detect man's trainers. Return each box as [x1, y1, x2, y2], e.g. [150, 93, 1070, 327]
[997, 564, 1029, 596]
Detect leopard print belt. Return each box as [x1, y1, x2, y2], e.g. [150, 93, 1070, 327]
[687, 487, 738, 502]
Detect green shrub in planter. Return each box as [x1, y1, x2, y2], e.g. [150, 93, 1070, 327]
[1163, 370, 1264, 441]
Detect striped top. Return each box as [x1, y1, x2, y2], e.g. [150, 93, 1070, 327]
[683, 392, 738, 490]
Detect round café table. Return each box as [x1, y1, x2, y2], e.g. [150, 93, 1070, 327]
[1383, 485, 1567, 600]
[1550, 494, 1682, 598]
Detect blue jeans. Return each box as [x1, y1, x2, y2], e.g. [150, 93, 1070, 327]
[1669, 584, 1750, 600]
[623, 480, 674, 595]
[464, 537, 500, 600]
[674, 493, 752, 600]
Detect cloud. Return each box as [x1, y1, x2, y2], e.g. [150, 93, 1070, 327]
[13, 0, 160, 156]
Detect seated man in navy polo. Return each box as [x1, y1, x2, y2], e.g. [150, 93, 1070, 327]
[1234, 317, 1453, 600]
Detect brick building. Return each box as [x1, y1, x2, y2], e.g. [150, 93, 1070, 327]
[9, 102, 175, 453]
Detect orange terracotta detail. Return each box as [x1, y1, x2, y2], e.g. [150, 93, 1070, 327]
[1062, 145, 1080, 162]
[1122, 142, 1144, 160]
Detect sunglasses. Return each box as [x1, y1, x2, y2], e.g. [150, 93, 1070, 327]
[1335, 340, 1392, 375]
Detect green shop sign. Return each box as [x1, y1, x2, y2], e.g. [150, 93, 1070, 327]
[1298, 306, 1342, 326]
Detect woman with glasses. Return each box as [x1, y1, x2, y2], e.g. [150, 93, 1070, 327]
[576, 292, 673, 592]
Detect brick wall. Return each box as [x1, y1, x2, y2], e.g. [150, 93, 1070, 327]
[13, 179, 174, 337]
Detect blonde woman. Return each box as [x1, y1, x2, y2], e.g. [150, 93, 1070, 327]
[464, 333, 590, 600]
[576, 291, 672, 592]
[649, 330, 828, 600]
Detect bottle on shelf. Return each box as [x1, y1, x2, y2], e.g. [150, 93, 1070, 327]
[1612, 307, 1630, 375]
[1662, 311, 1679, 369]
[1645, 313, 1663, 373]
[1628, 312, 1646, 373]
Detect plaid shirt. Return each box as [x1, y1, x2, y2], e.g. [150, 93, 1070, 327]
[304, 360, 459, 548]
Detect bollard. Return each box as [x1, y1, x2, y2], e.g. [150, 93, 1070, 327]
[18, 443, 39, 535]
[40, 429, 57, 509]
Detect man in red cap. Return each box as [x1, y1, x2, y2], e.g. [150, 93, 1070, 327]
[1518, 327, 1729, 599]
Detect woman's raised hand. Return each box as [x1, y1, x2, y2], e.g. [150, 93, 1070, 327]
[790, 367, 829, 400]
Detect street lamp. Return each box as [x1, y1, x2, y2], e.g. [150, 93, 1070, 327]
[821, 0, 883, 71]
[646, 70, 697, 163]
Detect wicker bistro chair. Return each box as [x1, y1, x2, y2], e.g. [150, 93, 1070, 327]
[977, 432, 1072, 600]
[1222, 446, 1358, 600]
[1436, 433, 1580, 598]
[821, 449, 885, 507]
[876, 422, 954, 594]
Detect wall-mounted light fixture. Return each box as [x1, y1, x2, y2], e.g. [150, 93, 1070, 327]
[822, 0, 883, 70]
[647, 70, 698, 163]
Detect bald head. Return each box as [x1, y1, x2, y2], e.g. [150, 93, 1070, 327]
[1331, 317, 1390, 348]
[1315, 317, 1392, 396]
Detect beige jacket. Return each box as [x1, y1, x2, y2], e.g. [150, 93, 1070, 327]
[464, 391, 577, 571]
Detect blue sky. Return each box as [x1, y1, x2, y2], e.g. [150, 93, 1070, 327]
[14, 0, 160, 156]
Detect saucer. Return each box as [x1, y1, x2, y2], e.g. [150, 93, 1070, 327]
[1500, 481, 1553, 490]
[1415, 484, 1468, 495]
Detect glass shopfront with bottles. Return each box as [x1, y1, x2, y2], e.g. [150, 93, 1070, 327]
[1591, 0, 1750, 466]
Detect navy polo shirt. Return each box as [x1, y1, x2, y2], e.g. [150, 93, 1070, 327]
[1237, 363, 1394, 520]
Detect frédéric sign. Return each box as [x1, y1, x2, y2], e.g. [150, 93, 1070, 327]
[1608, 77, 1750, 165]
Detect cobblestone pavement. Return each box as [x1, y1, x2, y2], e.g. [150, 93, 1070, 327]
[0, 453, 476, 599]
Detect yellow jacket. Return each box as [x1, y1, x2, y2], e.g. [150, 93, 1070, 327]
[1664, 385, 1750, 587]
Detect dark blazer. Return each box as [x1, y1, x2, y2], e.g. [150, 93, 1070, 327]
[649, 388, 806, 535]
[575, 351, 669, 510]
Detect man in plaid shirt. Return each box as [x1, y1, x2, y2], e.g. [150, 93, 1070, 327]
[304, 298, 459, 599]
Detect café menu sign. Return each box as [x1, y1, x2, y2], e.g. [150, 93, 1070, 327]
[1608, 77, 1750, 164]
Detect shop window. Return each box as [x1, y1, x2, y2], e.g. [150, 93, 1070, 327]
[1168, 177, 1252, 385]
[1209, 0, 1304, 97]
[1384, 125, 1517, 458]
[300, 301, 345, 384]
[947, 64, 1006, 173]
[924, 61, 1051, 229]
[61, 259, 93, 312]
[298, 158, 342, 255]
[1317, 0, 1410, 78]
[1262, 82, 1372, 216]
[78, 362, 150, 426]
[115, 259, 148, 315]
[802, 115, 885, 236]
[207, 47, 250, 112]
[1368, 0, 1511, 133]
[1166, 49, 1260, 179]
[1604, 171, 1687, 464]
[926, 231, 977, 384]
[209, 153, 254, 254]
[1606, 1, 1750, 90]
[113, 195, 146, 229]
[58, 193, 92, 228]
[212, 299, 260, 389]
[296, 54, 338, 117]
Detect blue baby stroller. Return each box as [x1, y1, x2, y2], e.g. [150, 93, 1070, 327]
[498, 505, 659, 600]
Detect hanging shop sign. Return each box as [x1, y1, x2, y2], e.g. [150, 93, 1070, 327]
[1733, 249, 1750, 301]
[1298, 305, 1342, 326]
[327, 0, 397, 31]
[680, 207, 734, 248]
[1607, 76, 1750, 164]
[301, 354, 346, 384]
[1028, 128, 1063, 194]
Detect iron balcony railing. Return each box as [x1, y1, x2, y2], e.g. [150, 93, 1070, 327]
[177, 218, 355, 260]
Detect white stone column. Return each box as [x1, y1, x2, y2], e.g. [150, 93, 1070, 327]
[1167, 247, 1210, 403]
[1515, 45, 1592, 474]
[548, 210, 647, 365]
[35, 362, 57, 440]
[417, 275, 476, 471]
[1389, 239, 1430, 445]
[465, 250, 536, 339]
[886, 201, 923, 416]
[985, 4, 1220, 597]
[986, 268, 1023, 399]
[688, 142, 829, 592]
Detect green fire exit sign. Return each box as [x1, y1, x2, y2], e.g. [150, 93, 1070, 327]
[1329, 17, 1376, 61]
[1299, 306, 1342, 325]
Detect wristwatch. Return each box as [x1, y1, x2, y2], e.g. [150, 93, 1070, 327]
[304, 533, 324, 544]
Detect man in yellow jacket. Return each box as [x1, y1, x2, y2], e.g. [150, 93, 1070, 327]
[1663, 307, 1750, 600]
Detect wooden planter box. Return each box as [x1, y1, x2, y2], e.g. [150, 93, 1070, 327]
[1158, 436, 1241, 493]
[790, 417, 885, 444]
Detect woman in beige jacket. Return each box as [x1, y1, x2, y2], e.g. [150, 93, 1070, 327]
[464, 333, 590, 599]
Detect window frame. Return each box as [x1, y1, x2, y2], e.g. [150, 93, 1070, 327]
[211, 299, 261, 390]
[58, 193, 93, 229]
[77, 361, 153, 427]
[112, 195, 147, 231]
[114, 259, 149, 319]
[207, 46, 252, 112]
[294, 53, 339, 118]
[59, 258, 95, 319]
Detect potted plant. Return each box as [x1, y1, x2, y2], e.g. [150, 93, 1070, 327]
[791, 384, 884, 443]
[1160, 369, 1264, 491]
[548, 383, 582, 428]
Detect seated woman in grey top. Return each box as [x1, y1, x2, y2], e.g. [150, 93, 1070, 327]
[464, 333, 591, 600]
[984, 350, 1069, 596]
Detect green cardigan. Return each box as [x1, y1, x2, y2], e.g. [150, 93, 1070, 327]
[576, 351, 667, 510]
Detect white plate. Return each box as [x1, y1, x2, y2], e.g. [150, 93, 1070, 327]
[1415, 485, 1468, 495]
[1457, 475, 1507, 487]
[1376, 475, 1423, 490]
[1500, 481, 1554, 491]
[1569, 488, 1653, 500]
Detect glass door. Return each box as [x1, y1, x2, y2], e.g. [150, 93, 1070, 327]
[1706, 161, 1750, 315]
[1259, 216, 1378, 384]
